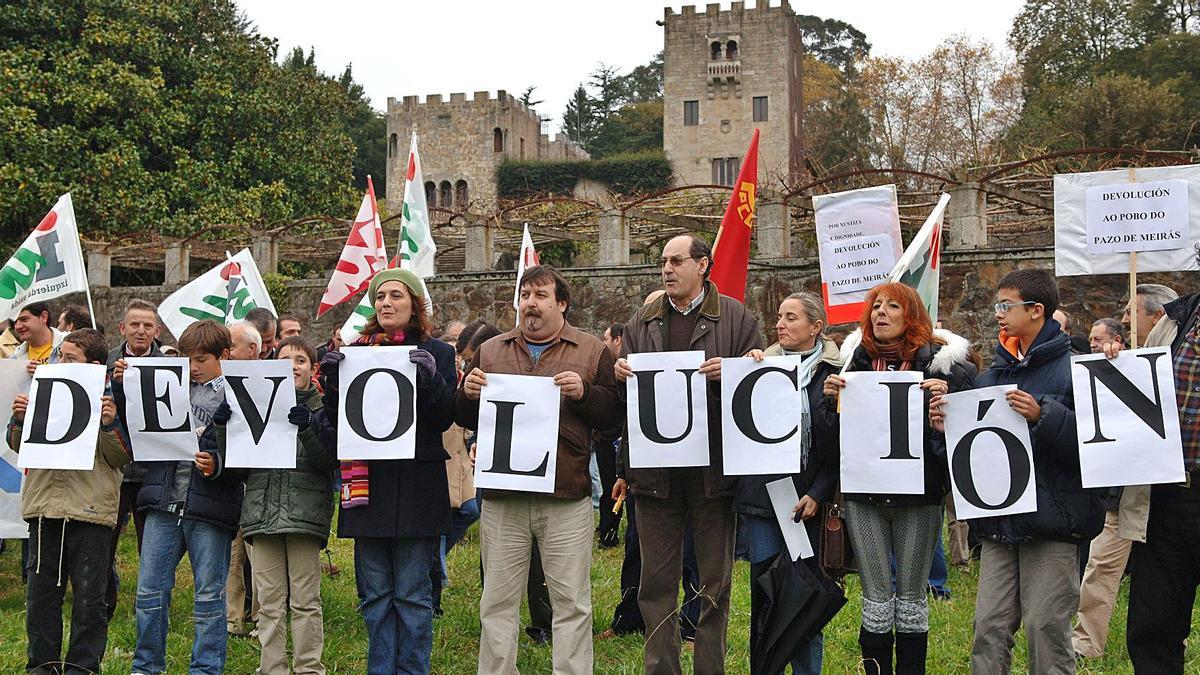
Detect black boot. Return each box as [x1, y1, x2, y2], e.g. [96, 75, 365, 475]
[859, 627, 894, 675]
[895, 631, 928, 674]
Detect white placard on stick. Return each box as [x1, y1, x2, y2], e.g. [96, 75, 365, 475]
[822, 233, 898, 294]
[221, 359, 298, 469]
[814, 185, 904, 320]
[765, 477, 814, 561]
[943, 385, 1038, 520]
[1085, 179, 1190, 255]
[337, 346, 417, 460]
[722, 355, 803, 476]
[627, 350, 710, 469]
[474, 374, 561, 493]
[123, 357, 198, 462]
[18, 363, 106, 470]
[839, 371, 924, 494]
[1072, 347, 1185, 488]
[1054, 164, 1200, 276]
[0, 360, 32, 537]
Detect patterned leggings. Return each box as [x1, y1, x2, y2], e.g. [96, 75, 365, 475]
[845, 501, 942, 633]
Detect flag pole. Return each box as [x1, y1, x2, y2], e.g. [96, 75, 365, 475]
[83, 272, 98, 329]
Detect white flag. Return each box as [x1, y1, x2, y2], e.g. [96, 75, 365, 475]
[396, 132, 436, 278]
[157, 248, 277, 340]
[0, 193, 90, 322]
[513, 224, 540, 310]
[889, 192, 950, 324]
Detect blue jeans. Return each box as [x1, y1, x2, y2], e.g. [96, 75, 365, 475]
[132, 509, 232, 675]
[446, 497, 480, 553]
[355, 537, 438, 675]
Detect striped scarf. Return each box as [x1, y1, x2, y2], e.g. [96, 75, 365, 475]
[339, 330, 407, 509]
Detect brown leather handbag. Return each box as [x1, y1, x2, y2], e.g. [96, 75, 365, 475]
[820, 493, 857, 579]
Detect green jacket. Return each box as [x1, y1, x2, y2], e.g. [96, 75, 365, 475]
[234, 387, 339, 546]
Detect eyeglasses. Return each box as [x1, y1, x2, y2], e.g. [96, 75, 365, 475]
[659, 255, 700, 267]
[993, 300, 1037, 314]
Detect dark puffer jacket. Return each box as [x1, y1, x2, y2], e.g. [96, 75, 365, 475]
[136, 421, 245, 532]
[230, 386, 339, 546]
[824, 329, 977, 507]
[970, 320, 1105, 544]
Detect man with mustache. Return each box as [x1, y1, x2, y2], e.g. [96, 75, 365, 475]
[613, 234, 762, 674]
[456, 265, 621, 675]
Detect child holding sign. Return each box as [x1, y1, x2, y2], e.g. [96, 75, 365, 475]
[9, 328, 130, 675]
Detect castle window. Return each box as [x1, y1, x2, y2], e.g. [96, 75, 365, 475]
[753, 96, 768, 122]
[388, 133, 398, 158]
[493, 127, 503, 153]
[710, 41, 721, 60]
[424, 181, 436, 206]
[439, 181, 452, 208]
[726, 40, 739, 59]
[683, 100, 699, 126]
[520, 138, 525, 159]
[454, 180, 468, 208]
[712, 157, 740, 186]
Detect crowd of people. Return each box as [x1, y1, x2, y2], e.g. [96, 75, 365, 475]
[2, 231, 1198, 675]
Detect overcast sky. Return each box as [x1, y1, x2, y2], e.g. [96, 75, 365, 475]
[236, 0, 1023, 132]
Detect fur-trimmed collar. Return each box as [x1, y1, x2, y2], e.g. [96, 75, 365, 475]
[838, 328, 972, 375]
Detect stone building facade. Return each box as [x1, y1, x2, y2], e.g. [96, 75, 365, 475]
[385, 90, 589, 213]
[662, 1, 805, 188]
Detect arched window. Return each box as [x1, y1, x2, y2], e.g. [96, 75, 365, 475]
[439, 181, 452, 208]
[424, 181, 436, 206]
[493, 127, 503, 153]
[726, 40, 738, 59]
[710, 41, 721, 60]
[454, 180, 468, 208]
[388, 133, 398, 158]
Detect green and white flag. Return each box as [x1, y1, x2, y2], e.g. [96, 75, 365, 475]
[889, 192, 950, 324]
[158, 248, 277, 340]
[396, 132, 436, 278]
[0, 193, 90, 323]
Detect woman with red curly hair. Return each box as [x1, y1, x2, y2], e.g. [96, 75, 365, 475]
[822, 282, 975, 674]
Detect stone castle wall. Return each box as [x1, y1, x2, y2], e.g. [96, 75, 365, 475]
[663, 1, 804, 188]
[89, 245, 1190, 354]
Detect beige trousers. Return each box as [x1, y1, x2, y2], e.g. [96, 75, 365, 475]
[227, 528, 259, 630]
[1071, 511, 1133, 658]
[478, 495, 593, 675]
[252, 533, 326, 674]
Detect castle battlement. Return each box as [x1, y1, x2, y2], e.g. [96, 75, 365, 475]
[386, 89, 538, 123]
[665, 0, 790, 22]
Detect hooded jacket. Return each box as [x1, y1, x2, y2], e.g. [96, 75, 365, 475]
[970, 319, 1105, 544]
[733, 337, 843, 519]
[619, 280, 763, 500]
[824, 328, 976, 507]
[8, 327, 66, 363]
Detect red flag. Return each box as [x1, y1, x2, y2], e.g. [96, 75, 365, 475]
[709, 129, 759, 302]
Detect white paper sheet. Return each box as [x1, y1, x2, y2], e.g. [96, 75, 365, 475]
[627, 350, 710, 468]
[122, 357, 198, 462]
[474, 374, 561, 493]
[337, 346, 417, 460]
[1072, 347, 1185, 488]
[839, 371, 925, 494]
[943, 385, 1038, 520]
[721, 355, 804, 476]
[221, 359, 298, 469]
[765, 477, 815, 561]
[0, 360, 31, 537]
[18, 363, 106, 470]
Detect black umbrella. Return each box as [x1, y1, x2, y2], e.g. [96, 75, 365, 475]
[752, 552, 848, 675]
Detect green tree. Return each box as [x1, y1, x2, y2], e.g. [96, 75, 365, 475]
[338, 64, 386, 196]
[589, 101, 664, 159]
[562, 84, 599, 148]
[796, 15, 871, 73]
[0, 0, 360, 243]
[614, 51, 664, 104]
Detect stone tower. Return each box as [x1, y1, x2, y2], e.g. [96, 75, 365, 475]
[662, 1, 804, 189]
[385, 91, 589, 213]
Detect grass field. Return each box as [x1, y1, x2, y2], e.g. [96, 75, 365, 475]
[1, 514, 1197, 674]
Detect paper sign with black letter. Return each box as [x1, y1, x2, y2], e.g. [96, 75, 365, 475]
[839, 371, 924, 494]
[1071, 347, 1185, 488]
[627, 350, 710, 468]
[474, 374, 561, 493]
[221, 359, 298, 469]
[337, 346, 417, 460]
[123, 357, 198, 461]
[0, 360, 31, 537]
[722, 355, 803, 475]
[18, 363, 106, 470]
[765, 477, 814, 560]
[943, 385, 1037, 520]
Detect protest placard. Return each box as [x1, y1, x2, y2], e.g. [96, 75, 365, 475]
[337, 346, 417, 460]
[627, 350, 710, 469]
[943, 385, 1038, 520]
[18, 363, 106, 470]
[122, 357, 198, 462]
[474, 374, 561, 493]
